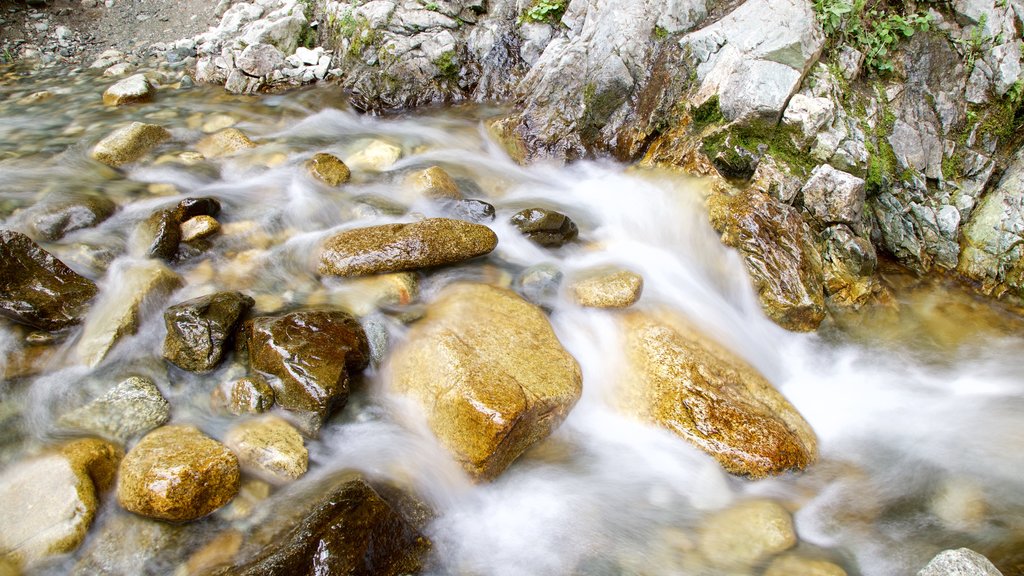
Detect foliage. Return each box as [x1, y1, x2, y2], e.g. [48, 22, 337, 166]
[434, 50, 459, 80]
[424, 2, 440, 11]
[812, 0, 933, 75]
[951, 13, 1002, 75]
[520, 0, 567, 24]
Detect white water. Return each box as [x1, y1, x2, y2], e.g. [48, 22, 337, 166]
[2, 84, 1024, 575]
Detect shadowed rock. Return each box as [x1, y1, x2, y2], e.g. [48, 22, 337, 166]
[510, 208, 579, 248]
[163, 291, 254, 372]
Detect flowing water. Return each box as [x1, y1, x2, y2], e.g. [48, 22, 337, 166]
[2, 64, 1024, 575]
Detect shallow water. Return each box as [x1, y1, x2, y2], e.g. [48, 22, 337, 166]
[2, 64, 1024, 575]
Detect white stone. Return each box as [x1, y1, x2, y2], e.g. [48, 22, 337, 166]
[917, 548, 1003, 576]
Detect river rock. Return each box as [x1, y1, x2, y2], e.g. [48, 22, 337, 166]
[306, 152, 351, 186]
[572, 269, 644, 308]
[176, 196, 223, 220]
[197, 128, 257, 158]
[212, 375, 276, 415]
[442, 198, 496, 223]
[91, 122, 171, 167]
[389, 283, 583, 480]
[102, 73, 155, 106]
[219, 472, 430, 575]
[917, 548, 1003, 576]
[698, 500, 797, 568]
[708, 189, 826, 332]
[29, 196, 118, 241]
[245, 310, 370, 432]
[224, 415, 308, 484]
[765, 554, 848, 576]
[407, 165, 462, 200]
[71, 512, 188, 576]
[77, 259, 183, 367]
[236, 43, 285, 77]
[514, 263, 564, 308]
[117, 425, 240, 522]
[181, 215, 221, 242]
[138, 208, 182, 261]
[344, 139, 402, 171]
[57, 376, 170, 444]
[0, 230, 98, 330]
[801, 164, 866, 231]
[163, 291, 254, 372]
[317, 218, 498, 277]
[510, 208, 579, 247]
[621, 310, 817, 477]
[0, 438, 121, 568]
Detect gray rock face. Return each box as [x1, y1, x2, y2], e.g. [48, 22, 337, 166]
[236, 43, 285, 77]
[28, 197, 118, 241]
[872, 184, 961, 272]
[57, 376, 170, 444]
[683, 0, 824, 125]
[0, 230, 98, 331]
[163, 291, 254, 373]
[917, 548, 1003, 576]
[801, 164, 866, 231]
[959, 148, 1024, 295]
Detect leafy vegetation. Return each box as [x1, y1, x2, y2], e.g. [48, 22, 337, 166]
[812, 0, 933, 75]
[520, 0, 567, 24]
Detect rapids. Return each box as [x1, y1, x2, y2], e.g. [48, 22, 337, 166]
[1, 67, 1023, 575]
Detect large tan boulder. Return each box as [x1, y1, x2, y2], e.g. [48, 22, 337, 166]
[91, 122, 170, 167]
[620, 310, 817, 478]
[389, 283, 582, 480]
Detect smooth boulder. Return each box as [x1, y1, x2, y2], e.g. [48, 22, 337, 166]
[0, 439, 121, 568]
[317, 218, 498, 277]
[572, 269, 644, 308]
[698, 500, 797, 568]
[91, 122, 170, 167]
[57, 376, 170, 444]
[509, 208, 579, 248]
[0, 230, 98, 330]
[163, 291, 254, 372]
[29, 196, 118, 241]
[407, 165, 462, 200]
[117, 425, 240, 522]
[246, 310, 370, 432]
[917, 549, 1004, 576]
[224, 416, 308, 484]
[389, 283, 583, 480]
[197, 128, 257, 158]
[306, 152, 351, 186]
[102, 73, 155, 106]
[620, 310, 817, 478]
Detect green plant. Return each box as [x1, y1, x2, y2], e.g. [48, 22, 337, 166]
[654, 26, 669, 40]
[812, 0, 933, 75]
[952, 13, 997, 74]
[424, 2, 440, 11]
[434, 50, 459, 80]
[0, 48, 14, 64]
[520, 0, 567, 24]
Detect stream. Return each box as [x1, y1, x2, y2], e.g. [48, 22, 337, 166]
[2, 64, 1024, 576]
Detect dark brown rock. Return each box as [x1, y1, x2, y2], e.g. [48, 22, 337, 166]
[163, 291, 255, 372]
[176, 197, 223, 220]
[317, 218, 497, 277]
[30, 196, 118, 241]
[509, 208, 579, 247]
[215, 472, 430, 576]
[245, 310, 370, 432]
[140, 208, 182, 262]
[0, 230, 98, 330]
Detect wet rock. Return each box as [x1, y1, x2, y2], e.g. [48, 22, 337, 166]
[306, 152, 351, 186]
[344, 139, 402, 171]
[176, 196, 223, 220]
[57, 376, 170, 444]
[712, 136, 761, 180]
[102, 73, 155, 106]
[390, 283, 582, 480]
[708, 189, 826, 331]
[77, 259, 183, 367]
[236, 43, 285, 77]
[138, 208, 182, 261]
[29, 196, 117, 241]
[163, 291, 254, 373]
[72, 512, 189, 576]
[212, 375, 276, 415]
[117, 425, 240, 522]
[698, 500, 797, 568]
[514, 263, 564, 308]
[801, 164, 866, 232]
[683, 0, 824, 125]
[621, 310, 817, 477]
[246, 310, 370, 433]
[327, 272, 419, 316]
[572, 269, 644, 308]
[0, 230, 98, 331]
[318, 218, 498, 277]
[765, 554, 847, 576]
[442, 198, 496, 223]
[510, 208, 579, 248]
[224, 415, 308, 484]
[0, 439, 121, 568]
[181, 215, 221, 242]
[872, 184, 961, 272]
[407, 165, 462, 200]
[218, 472, 430, 575]
[917, 548, 1003, 576]
[91, 122, 171, 167]
[821, 224, 877, 307]
[197, 128, 257, 158]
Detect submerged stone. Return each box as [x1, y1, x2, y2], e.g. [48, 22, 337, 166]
[317, 218, 498, 277]
[91, 122, 171, 167]
[306, 152, 351, 186]
[163, 291, 254, 373]
[389, 283, 582, 480]
[197, 128, 257, 158]
[698, 500, 797, 568]
[245, 310, 370, 433]
[57, 376, 170, 444]
[510, 208, 579, 248]
[224, 415, 308, 484]
[572, 269, 644, 308]
[621, 310, 817, 478]
[117, 425, 240, 522]
[407, 165, 462, 200]
[917, 548, 1003, 576]
[29, 196, 118, 241]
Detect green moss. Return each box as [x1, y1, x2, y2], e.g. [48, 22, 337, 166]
[979, 81, 1024, 146]
[701, 122, 817, 178]
[653, 26, 669, 40]
[434, 50, 459, 80]
[691, 96, 724, 131]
